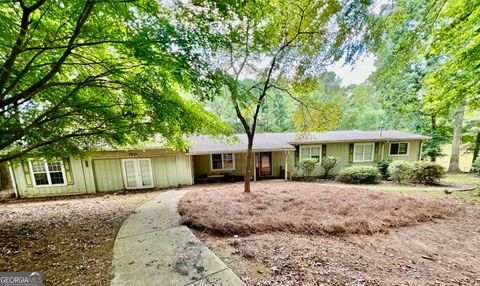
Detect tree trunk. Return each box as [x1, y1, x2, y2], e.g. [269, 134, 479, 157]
[448, 104, 465, 172]
[472, 130, 480, 168]
[244, 135, 254, 193]
[243, 134, 255, 193]
[0, 163, 13, 191]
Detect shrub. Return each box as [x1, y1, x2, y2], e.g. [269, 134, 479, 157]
[336, 165, 381, 184]
[377, 159, 392, 180]
[297, 158, 317, 177]
[321, 156, 338, 178]
[411, 161, 445, 184]
[471, 157, 480, 176]
[388, 160, 413, 184]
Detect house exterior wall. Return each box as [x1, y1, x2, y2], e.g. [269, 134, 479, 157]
[292, 140, 422, 177]
[10, 139, 423, 197]
[91, 158, 124, 192]
[271, 151, 292, 177]
[11, 148, 192, 197]
[192, 140, 422, 179]
[383, 140, 422, 162]
[11, 158, 95, 197]
[193, 153, 248, 178]
[91, 149, 192, 192]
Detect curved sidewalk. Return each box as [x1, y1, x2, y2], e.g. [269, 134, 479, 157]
[111, 189, 244, 286]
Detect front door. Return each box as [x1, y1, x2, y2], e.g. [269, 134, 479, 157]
[255, 152, 272, 177]
[122, 158, 154, 189]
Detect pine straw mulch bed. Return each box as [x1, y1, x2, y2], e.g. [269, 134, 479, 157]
[0, 191, 159, 286]
[179, 181, 458, 236]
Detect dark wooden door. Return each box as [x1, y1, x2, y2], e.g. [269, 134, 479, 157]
[255, 152, 272, 177]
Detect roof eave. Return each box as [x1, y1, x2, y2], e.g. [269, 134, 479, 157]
[186, 147, 296, 155]
[289, 137, 430, 145]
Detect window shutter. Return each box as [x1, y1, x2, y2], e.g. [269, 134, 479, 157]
[22, 162, 33, 188]
[374, 142, 380, 162]
[63, 158, 74, 185]
[322, 144, 327, 159]
[348, 143, 354, 164]
[294, 146, 299, 166]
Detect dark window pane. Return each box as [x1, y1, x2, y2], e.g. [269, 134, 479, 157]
[390, 143, 399, 155]
[34, 173, 48, 185]
[212, 160, 222, 169]
[399, 143, 408, 154]
[49, 172, 64, 184]
[212, 154, 223, 169]
[311, 155, 320, 163]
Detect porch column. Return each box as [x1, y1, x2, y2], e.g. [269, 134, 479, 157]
[188, 155, 194, 185]
[381, 142, 385, 161]
[253, 152, 256, 182]
[285, 151, 289, 181]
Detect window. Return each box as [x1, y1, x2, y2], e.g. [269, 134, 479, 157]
[299, 145, 322, 163]
[390, 142, 409, 155]
[29, 161, 66, 187]
[211, 153, 235, 170]
[353, 143, 374, 162]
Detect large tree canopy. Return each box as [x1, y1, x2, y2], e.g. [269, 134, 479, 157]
[371, 0, 479, 166]
[0, 0, 228, 163]
[180, 0, 375, 192]
[372, 0, 479, 113]
[422, 0, 479, 112]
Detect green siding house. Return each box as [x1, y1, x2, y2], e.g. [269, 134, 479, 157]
[8, 130, 429, 197]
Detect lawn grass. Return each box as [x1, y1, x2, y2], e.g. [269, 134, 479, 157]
[179, 182, 456, 236]
[436, 144, 473, 172]
[443, 172, 480, 185]
[379, 188, 480, 203]
[378, 172, 480, 203]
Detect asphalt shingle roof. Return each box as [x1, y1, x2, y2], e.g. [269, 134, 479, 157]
[186, 133, 296, 155]
[186, 130, 429, 154]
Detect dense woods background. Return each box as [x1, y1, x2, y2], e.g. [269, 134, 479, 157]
[206, 71, 479, 170]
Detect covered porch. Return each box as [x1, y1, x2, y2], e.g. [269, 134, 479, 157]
[190, 149, 295, 184]
[186, 133, 296, 184]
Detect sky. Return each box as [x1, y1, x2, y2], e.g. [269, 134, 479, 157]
[327, 54, 377, 86]
[327, 0, 387, 86]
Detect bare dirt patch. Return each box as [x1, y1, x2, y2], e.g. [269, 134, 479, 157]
[0, 191, 160, 285]
[179, 181, 457, 235]
[198, 204, 480, 285]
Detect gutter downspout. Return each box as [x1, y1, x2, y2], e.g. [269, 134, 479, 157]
[285, 151, 289, 181]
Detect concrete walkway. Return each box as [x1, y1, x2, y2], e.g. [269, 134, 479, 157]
[111, 189, 244, 286]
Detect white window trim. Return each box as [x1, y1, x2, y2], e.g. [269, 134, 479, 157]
[29, 161, 67, 188]
[389, 142, 409, 156]
[121, 158, 154, 189]
[353, 143, 375, 163]
[299, 145, 322, 164]
[210, 153, 236, 171]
